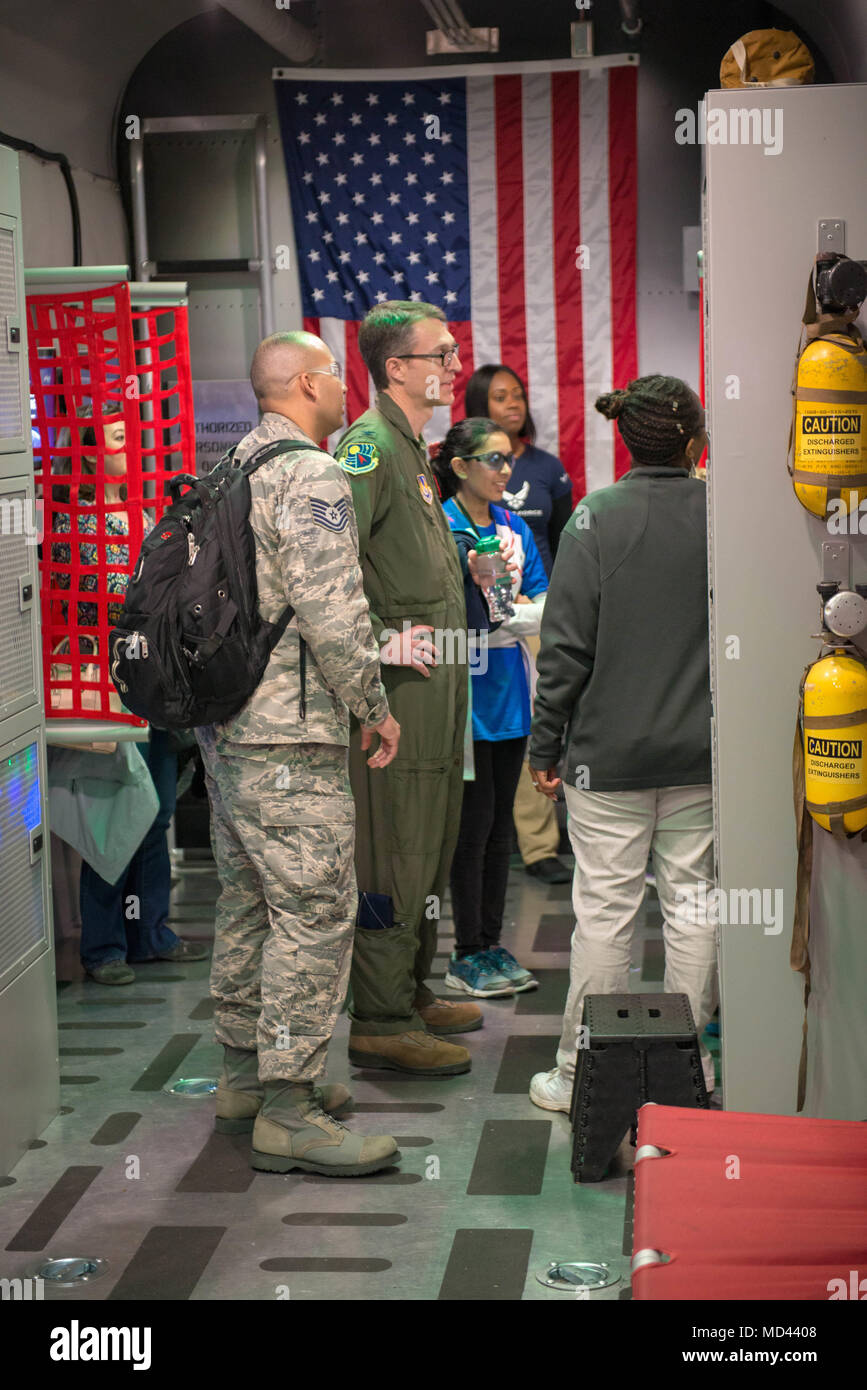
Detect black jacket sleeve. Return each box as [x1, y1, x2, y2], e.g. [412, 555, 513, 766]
[529, 524, 600, 769]
[453, 531, 501, 634]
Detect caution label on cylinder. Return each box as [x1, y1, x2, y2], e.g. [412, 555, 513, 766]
[799, 413, 862, 464]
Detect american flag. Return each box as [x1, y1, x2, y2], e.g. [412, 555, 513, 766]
[274, 59, 638, 496]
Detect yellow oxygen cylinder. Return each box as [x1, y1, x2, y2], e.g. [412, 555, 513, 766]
[803, 649, 867, 834]
[793, 333, 867, 518]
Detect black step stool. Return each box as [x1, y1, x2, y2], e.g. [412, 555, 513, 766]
[570, 992, 708, 1183]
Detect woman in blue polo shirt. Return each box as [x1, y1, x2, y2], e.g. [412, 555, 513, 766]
[432, 417, 548, 998]
[464, 364, 574, 885]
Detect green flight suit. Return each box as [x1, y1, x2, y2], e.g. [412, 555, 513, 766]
[336, 392, 468, 1035]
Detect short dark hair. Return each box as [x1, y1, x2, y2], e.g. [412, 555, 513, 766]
[430, 417, 500, 501]
[51, 399, 125, 504]
[358, 300, 447, 391]
[595, 374, 703, 466]
[464, 363, 537, 445]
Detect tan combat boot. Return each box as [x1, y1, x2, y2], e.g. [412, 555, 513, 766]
[416, 997, 483, 1035]
[215, 1046, 351, 1134]
[251, 1082, 399, 1176]
[348, 1030, 471, 1075]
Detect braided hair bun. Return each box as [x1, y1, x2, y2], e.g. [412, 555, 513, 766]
[594, 389, 629, 420]
[596, 374, 703, 466]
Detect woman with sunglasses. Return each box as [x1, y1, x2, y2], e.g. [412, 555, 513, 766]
[432, 417, 548, 998]
[464, 364, 574, 886]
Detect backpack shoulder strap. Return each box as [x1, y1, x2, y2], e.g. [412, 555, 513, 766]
[240, 438, 330, 476]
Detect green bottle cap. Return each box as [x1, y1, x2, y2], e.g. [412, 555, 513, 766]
[475, 535, 501, 555]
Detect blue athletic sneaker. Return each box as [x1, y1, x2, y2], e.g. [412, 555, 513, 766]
[445, 951, 515, 998]
[482, 946, 538, 993]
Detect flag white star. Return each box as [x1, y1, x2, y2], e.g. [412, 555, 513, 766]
[425, 231, 438, 245]
[314, 113, 327, 126]
[439, 91, 451, 104]
[303, 172, 314, 184]
[445, 290, 457, 303]
[350, 112, 362, 126]
[443, 250, 456, 264]
[357, 270, 370, 283]
[331, 92, 343, 105]
[367, 93, 379, 106]
[405, 172, 418, 185]
[426, 271, 439, 284]
[389, 232, 402, 245]
[371, 212, 384, 225]
[403, 92, 415, 105]
[409, 289, 422, 300]
[423, 192, 437, 205]
[295, 91, 308, 104]
[370, 173, 383, 186]
[323, 231, 334, 243]
[391, 271, 404, 283]
[351, 153, 365, 166]
[407, 251, 421, 265]
[423, 152, 435, 166]
[354, 231, 368, 246]
[373, 251, 386, 264]
[440, 171, 454, 184]
[312, 287, 324, 300]
[308, 249, 321, 261]
[339, 250, 351, 263]
[387, 192, 401, 205]
[406, 212, 420, 226]
[441, 133, 452, 145]
[316, 153, 329, 166]
[337, 212, 350, 225]
[326, 270, 339, 283]
[332, 132, 346, 146]
[335, 172, 347, 186]
[442, 211, 455, 224]
[368, 132, 381, 146]
[344, 289, 354, 301]
[317, 191, 331, 204]
[403, 133, 417, 146]
[375, 290, 388, 302]
[352, 192, 366, 205]
[298, 131, 311, 144]
[305, 211, 318, 224]
[387, 153, 400, 166]
[385, 113, 398, 126]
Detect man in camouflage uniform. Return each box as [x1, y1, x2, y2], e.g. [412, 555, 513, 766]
[196, 330, 402, 1176]
[334, 302, 483, 1075]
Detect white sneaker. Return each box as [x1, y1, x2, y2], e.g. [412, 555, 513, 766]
[529, 1067, 573, 1112]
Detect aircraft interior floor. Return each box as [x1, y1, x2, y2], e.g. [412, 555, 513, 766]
[0, 854, 721, 1301]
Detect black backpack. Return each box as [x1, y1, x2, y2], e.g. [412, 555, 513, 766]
[109, 439, 327, 729]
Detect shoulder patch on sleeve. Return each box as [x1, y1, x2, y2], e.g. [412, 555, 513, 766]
[309, 496, 350, 532]
[337, 440, 380, 474]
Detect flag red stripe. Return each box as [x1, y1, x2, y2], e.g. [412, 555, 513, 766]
[494, 76, 528, 388]
[303, 315, 320, 336]
[551, 72, 585, 499]
[449, 319, 475, 422]
[608, 66, 639, 480]
[344, 319, 369, 426]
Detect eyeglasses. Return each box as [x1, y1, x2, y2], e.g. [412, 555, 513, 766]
[463, 450, 515, 469]
[393, 346, 460, 369]
[287, 361, 344, 385]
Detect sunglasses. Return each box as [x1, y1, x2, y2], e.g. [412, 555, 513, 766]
[463, 450, 515, 469]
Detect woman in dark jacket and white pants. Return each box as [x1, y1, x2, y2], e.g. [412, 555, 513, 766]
[527, 375, 717, 1110]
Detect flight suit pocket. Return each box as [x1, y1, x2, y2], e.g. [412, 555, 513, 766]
[386, 759, 452, 857]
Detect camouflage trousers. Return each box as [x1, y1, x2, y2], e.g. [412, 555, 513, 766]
[196, 727, 355, 1083]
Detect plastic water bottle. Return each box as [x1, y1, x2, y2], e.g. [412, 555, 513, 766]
[475, 535, 514, 620]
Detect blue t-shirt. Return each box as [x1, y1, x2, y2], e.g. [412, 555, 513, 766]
[443, 500, 548, 743]
[500, 443, 572, 576]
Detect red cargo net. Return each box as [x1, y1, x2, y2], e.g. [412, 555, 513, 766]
[632, 1104, 867, 1300]
[29, 284, 194, 724]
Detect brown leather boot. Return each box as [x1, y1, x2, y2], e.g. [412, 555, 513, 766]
[348, 1030, 471, 1075]
[416, 997, 483, 1035]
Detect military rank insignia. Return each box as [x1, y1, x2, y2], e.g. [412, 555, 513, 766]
[338, 440, 379, 474]
[417, 474, 434, 504]
[309, 496, 350, 532]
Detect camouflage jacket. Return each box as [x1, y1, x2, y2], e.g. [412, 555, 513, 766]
[214, 412, 389, 746]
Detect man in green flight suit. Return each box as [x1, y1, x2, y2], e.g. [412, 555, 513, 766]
[335, 301, 482, 1074]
